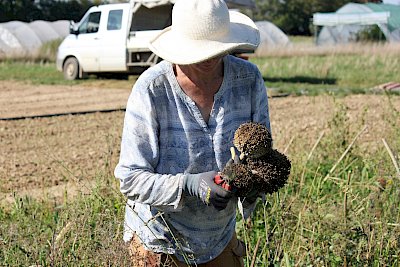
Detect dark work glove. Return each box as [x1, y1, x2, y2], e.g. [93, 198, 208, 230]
[214, 149, 241, 192]
[243, 187, 261, 204]
[184, 171, 233, 211]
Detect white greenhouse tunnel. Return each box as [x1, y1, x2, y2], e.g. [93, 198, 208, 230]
[254, 21, 291, 56]
[0, 20, 69, 56]
[314, 3, 400, 45]
[383, 0, 400, 5]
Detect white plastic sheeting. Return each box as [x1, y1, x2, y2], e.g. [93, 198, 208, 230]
[315, 3, 400, 45]
[0, 20, 69, 56]
[383, 0, 400, 5]
[313, 12, 390, 26]
[254, 21, 291, 56]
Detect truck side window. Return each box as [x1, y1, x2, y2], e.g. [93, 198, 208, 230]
[79, 11, 101, 34]
[107, 9, 123, 31]
[131, 4, 172, 31]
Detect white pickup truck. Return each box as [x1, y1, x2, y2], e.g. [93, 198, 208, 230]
[56, 0, 175, 80]
[56, 0, 255, 80]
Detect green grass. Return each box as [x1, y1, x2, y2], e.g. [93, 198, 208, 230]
[1, 51, 399, 96]
[0, 61, 137, 88]
[251, 53, 400, 96]
[0, 61, 72, 85]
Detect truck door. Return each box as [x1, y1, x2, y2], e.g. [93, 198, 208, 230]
[99, 9, 127, 71]
[76, 11, 102, 72]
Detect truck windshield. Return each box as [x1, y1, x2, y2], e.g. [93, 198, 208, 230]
[131, 4, 172, 31]
[79, 12, 101, 34]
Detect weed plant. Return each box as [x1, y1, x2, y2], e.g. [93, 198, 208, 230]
[37, 39, 64, 63]
[237, 96, 400, 266]
[0, 175, 131, 266]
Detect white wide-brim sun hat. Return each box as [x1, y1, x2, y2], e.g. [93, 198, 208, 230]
[149, 0, 260, 65]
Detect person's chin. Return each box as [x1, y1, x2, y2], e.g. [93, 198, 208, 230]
[197, 63, 218, 73]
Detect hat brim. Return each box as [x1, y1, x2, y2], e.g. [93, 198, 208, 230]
[149, 11, 260, 65]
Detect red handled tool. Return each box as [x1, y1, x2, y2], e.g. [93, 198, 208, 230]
[214, 174, 232, 191]
[214, 147, 239, 191]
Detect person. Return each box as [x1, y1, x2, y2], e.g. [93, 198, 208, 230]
[114, 0, 271, 266]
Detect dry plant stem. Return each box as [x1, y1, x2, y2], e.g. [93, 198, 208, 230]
[55, 221, 73, 247]
[160, 214, 194, 265]
[367, 227, 374, 260]
[230, 146, 236, 160]
[51, 154, 105, 201]
[274, 227, 286, 262]
[299, 131, 325, 194]
[343, 171, 352, 225]
[261, 203, 271, 261]
[250, 237, 261, 267]
[290, 211, 301, 252]
[382, 138, 400, 179]
[307, 131, 325, 162]
[123, 204, 193, 263]
[283, 135, 295, 154]
[323, 125, 367, 183]
[259, 242, 268, 265]
[239, 213, 252, 265]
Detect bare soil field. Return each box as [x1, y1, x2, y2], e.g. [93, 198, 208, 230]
[1, 81, 399, 205]
[0, 80, 130, 119]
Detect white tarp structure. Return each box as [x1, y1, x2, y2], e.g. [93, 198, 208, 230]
[383, 0, 400, 5]
[254, 21, 291, 56]
[313, 12, 390, 26]
[0, 20, 69, 56]
[314, 3, 400, 45]
[0, 0, 255, 57]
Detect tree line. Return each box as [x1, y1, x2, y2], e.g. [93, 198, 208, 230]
[0, 0, 382, 35]
[253, 0, 382, 35]
[0, 0, 103, 23]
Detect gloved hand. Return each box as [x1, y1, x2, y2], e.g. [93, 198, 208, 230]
[183, 171, 233, 211]
[214, 148, 241, 191]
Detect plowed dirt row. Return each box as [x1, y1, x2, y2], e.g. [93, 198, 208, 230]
[1, 81, 399, 205]
[0, 81, 130, 119]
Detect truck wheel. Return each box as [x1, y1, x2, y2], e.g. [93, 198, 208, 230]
[63, 57, 80, 80]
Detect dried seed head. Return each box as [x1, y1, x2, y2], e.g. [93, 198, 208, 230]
[221, 163, 254, 197]
[246, 149, 291, 195]
[233, 122, 272, 158]
[228, 122, 290, 197]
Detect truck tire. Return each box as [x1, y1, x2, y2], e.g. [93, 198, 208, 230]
[63, 57, 80, 80]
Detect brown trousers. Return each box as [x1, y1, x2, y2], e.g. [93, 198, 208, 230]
[129, 233, 245, 267]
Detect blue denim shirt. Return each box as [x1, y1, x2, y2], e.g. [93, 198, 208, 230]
[114, 55, 270, 264]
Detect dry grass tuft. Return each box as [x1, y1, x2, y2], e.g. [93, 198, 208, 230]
[253, 42, 400, 58]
